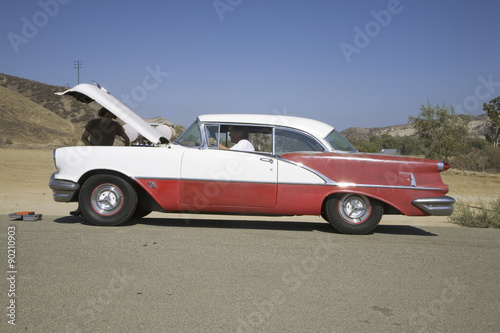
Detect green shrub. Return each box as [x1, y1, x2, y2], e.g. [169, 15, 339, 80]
[346, 135, 427, 155]
[449, 198, 500, 228]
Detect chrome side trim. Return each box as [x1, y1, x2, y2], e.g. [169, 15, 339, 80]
[278, 157, 333, 184]
[399, 172, 416, 187]
[335, 183, 443, 191]
[277, 157, 444, 191]
[180, 178, 275, 185]
[412, 196, 455, 216]
[48, 173, 80, 202]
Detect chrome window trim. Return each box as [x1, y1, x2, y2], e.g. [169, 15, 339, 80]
[200, 122, 221, 149]
[198, 120, 328, 155]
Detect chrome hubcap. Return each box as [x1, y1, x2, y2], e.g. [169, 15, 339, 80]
[339, 194, 371, 224]
[91, 184, 123, 216]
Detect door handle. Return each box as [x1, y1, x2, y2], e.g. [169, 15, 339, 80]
[260, 158, 274, 164]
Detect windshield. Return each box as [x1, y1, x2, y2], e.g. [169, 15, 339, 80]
[175, 121, 202, 147]
[324, 129, 357, 152]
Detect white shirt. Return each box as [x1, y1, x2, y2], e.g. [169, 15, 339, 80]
[230, 139, 255, 151]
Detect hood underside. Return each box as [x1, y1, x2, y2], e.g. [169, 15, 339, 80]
[56, 82, 166, 144]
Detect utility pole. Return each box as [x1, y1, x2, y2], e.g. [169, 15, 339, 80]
[74, 60, 82, 84]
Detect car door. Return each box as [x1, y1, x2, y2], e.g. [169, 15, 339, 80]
[179, 149, 278, 211]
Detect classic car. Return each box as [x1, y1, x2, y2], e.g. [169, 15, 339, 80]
[49, 82, 455, 234]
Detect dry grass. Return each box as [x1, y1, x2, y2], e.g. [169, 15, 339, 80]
[0, 73, 98, 145]
[442, 168, 500, 203]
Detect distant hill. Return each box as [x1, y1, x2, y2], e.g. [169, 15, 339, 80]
[0, 73, 97, 126]
[341, 114, 489, 141]
[0, 73, 182, 146]
[145, 116, 175, 126]
[0, 86, 76, 145]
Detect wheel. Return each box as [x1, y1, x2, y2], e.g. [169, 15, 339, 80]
[325, 193, 383, 234]
[79, 175, 138, 226]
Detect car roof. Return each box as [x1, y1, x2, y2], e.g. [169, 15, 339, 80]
[198, 114, 335, 140]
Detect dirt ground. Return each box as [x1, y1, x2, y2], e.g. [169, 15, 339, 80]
[0, 148, 498, 226]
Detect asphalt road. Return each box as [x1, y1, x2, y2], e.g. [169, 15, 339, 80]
[1, 214, 499, 333]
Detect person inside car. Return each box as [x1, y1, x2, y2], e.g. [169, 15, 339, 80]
[218, 126, 255, 151]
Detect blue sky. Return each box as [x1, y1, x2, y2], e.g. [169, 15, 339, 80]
[1, 0, 500, 130]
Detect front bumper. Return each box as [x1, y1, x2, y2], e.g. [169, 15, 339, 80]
[48, 173, 80, 202]
[412, 196, 455, 216]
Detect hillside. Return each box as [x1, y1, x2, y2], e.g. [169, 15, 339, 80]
[0, 73, 98, 126]
[341, 114, 489, 140]
[0, 86, 76, 145]
[0, 73, 182, 146]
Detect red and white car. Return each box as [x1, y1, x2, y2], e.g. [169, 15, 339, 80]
[49, 83, 455, 234]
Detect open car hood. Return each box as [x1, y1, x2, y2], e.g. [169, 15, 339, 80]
[56, 82, 167, 144]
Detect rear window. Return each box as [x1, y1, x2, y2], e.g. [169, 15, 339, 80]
[275, 129, 325, 155]
[324, 130, 357, 152]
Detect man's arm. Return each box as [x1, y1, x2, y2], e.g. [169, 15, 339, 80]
[120, 132, 130, 146]
[81, 129, 92, 146]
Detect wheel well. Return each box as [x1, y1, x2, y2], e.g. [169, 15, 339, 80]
[321, 192, 402, 216]
[78, 170, 159, 210]
[79, 170, 133, 187]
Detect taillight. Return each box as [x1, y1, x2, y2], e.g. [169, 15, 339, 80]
[438, 161, 451, 171]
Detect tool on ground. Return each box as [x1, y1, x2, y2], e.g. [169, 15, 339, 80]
[8, 211, 42, 221]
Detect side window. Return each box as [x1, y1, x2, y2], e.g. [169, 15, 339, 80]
[205, 124, 220, 149]
[249, 127, 272, 153]
[275, 128, 325, 155]
[218, 125, 273, 153]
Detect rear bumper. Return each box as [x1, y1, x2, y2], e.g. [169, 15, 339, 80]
[48, 173, 80, 202]
[412, 196, 455, 216]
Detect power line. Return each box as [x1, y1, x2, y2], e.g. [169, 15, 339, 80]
[74, 60, 82, 84]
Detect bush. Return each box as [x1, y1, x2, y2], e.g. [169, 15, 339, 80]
[451, 145, 500, 173]
[346, 135, 426, 155]
[0, 138, 13, 145]
[449, 198, 500, 228]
